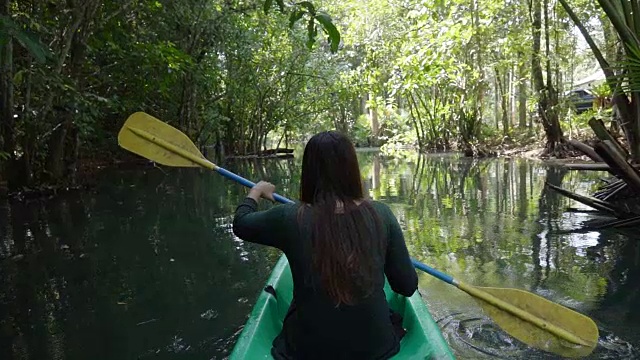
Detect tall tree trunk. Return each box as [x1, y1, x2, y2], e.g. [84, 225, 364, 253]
[531, 0, 546, 135]
[368, 92, 379, 144]
[599, 13, 617, 62]
[494, 75, 500, 130]
[631, 93, 640, 162]
[544, 0, 563, 150]
[46, 0, 100, 183]
[22, 55, 34, 185]
[518, 52, 528, 128]
[472, 0, 485, 124]
[178, 72, 196, 132]
[531, 0, 564, 154]
[496, 68, 510, 136]
[0, 0, 15, 184]
[360, 94, 367, 116]
[509, 65, 515, 128]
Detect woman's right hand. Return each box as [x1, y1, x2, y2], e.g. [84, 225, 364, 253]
[248, 181, 276, 202]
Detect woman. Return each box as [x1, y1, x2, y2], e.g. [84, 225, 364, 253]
[233, 131, 418, 359]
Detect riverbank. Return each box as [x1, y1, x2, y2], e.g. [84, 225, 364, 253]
[0, 136, 600, 202]
[0, 156, 153, 201]
[491, 135, 603, 164]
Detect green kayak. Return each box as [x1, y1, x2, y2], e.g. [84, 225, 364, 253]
[229, 254, 455, 359]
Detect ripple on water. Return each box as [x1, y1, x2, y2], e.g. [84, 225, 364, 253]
[166, 335, 191, 353]
[436, 312, 639, 359]
[200, 309, 219, 320]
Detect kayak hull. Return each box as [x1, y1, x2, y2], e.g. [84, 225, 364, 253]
[229, 254, 455, 359]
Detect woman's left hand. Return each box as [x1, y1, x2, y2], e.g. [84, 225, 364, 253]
[248, 181, 276, 202]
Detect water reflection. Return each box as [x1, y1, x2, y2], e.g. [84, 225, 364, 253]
[0, 165, 288, 360]
[0, 151, 638, 359]
[359, 152, 638, 359]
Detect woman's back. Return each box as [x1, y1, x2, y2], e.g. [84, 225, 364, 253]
[232, 130, 417, 359]
[233, 198, 418, 359]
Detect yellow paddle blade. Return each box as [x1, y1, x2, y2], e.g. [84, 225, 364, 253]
[459, 283, 598, 358]
[118, 112, 216, 170]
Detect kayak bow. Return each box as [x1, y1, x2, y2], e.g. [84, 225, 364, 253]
[229, 254, 456, 359]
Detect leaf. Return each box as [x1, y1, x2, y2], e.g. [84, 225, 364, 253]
[13, 69, 24, 86]
[0, 15, 49, 63]
[315, 12, 341, 53]
[306, 17, 316, 50]
[297, 1, 316, 15]
[263, 0, 273, 14]
[275, 0, 285, 12]
[289, 10, 305, 29]
[13, 30, 49, 63]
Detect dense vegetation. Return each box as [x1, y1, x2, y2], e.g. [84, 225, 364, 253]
[0, 0, 636, 190]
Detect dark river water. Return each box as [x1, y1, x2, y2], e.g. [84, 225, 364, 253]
[1, 150, 638, 359]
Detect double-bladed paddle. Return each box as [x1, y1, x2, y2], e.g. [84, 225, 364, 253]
[118, 112, 599, 358]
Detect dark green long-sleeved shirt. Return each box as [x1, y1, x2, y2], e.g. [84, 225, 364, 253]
[233, 197, 418, 360]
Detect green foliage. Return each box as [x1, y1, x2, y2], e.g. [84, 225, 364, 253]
[0, 0, 618, 189]
[0, 15, 50, 63]
[0, 0, 348, 188]
[613, 44, 640, 93]
[314, 12, 340, 53]
[264, 0, 341, 53]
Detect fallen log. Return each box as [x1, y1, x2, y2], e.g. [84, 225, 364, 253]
[563, 163, 612, 171]
[248, 148, 294, 156]
[593, 179, 624, 196]
[594, 141, 640, 192]
[599, 178, 624, 190]
[552, 216, 640, 234]
[226, 153, 294, 160]
[599, 177, 614, 185]
[563, 163, 640, 172]
[590, 215, 640, 230]
[545, 182, 628, 217]
[604, 184, 627, 201]
[589, 118, 628, 157]
[566, 139, 604, 162]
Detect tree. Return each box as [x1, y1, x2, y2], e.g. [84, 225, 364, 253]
[0, 0, 341, 190]
[530, 0, 564, 155]
[559, 0, 640, 162]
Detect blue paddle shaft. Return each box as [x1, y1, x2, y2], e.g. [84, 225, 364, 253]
[216, 163, 453, 283]
[215, 167, 293, 204]
[411, 258, 455, 284]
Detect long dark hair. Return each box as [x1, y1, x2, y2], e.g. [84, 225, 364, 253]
[299, 131, 384, 306]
